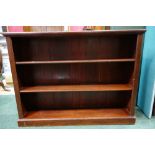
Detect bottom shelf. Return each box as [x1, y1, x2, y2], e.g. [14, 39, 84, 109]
[18, 108, 135, 126]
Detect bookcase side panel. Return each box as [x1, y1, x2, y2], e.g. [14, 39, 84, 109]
[6, 37, 25, 118]
[129, 34, 144, 115]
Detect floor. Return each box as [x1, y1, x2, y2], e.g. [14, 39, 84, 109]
[0, 93, 155, 129]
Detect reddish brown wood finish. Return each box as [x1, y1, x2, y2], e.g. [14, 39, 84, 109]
[20, 91, 131, 110]
[11, 34, 137, 61]
[16, 58, 135, 64]
[20, 84, 132, 93]
[2, 30, 145, 126]
[5, 37, 25, 118]
[129, 34, 144, 115]
[16, 62, 134, 86]
[18, 109, 135, 127]
[2, 30, 145, 37]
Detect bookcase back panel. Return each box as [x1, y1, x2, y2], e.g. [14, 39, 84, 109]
[21, 91, 131, 110]
[17, 62, 134, 86]
[12, 34, 137, 61]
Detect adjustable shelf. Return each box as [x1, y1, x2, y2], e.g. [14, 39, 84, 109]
[20, 84, 133, 93]
[3, 30, 145, 126]
[16, 58, 135, 65]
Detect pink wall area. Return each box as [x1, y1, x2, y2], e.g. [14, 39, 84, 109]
[69, 26, 84, 31]
[7, 26, 23, 32]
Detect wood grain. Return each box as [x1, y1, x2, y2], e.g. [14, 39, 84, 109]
[12, 35, 137, 61]
[16, 63, 134, 86]
[6, 37, 25, 118]
[16, 58, 135, 64]
[18, 108, 135, 126]
[1, 29, 146, 37]
[20, 84, 132, 93]
[129, 34, 144, 115]
[20, 91, 131, 110]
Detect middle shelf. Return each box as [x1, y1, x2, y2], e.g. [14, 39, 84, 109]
[16, 58, 135, 65]
[20, 84, 133, 93]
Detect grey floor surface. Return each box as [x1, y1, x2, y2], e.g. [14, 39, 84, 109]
[0, 95, 155, 129]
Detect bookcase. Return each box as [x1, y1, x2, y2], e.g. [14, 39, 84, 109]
[2, 30, 145, 126]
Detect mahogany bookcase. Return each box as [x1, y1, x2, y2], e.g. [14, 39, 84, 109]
[2, 30, 145, 126]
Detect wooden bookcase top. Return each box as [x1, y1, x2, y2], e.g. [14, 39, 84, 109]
[1, 29, 146, 37]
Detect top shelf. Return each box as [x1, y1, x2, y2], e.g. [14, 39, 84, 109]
[16, 58, 135, 65]
[1, 29, 146, 37]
